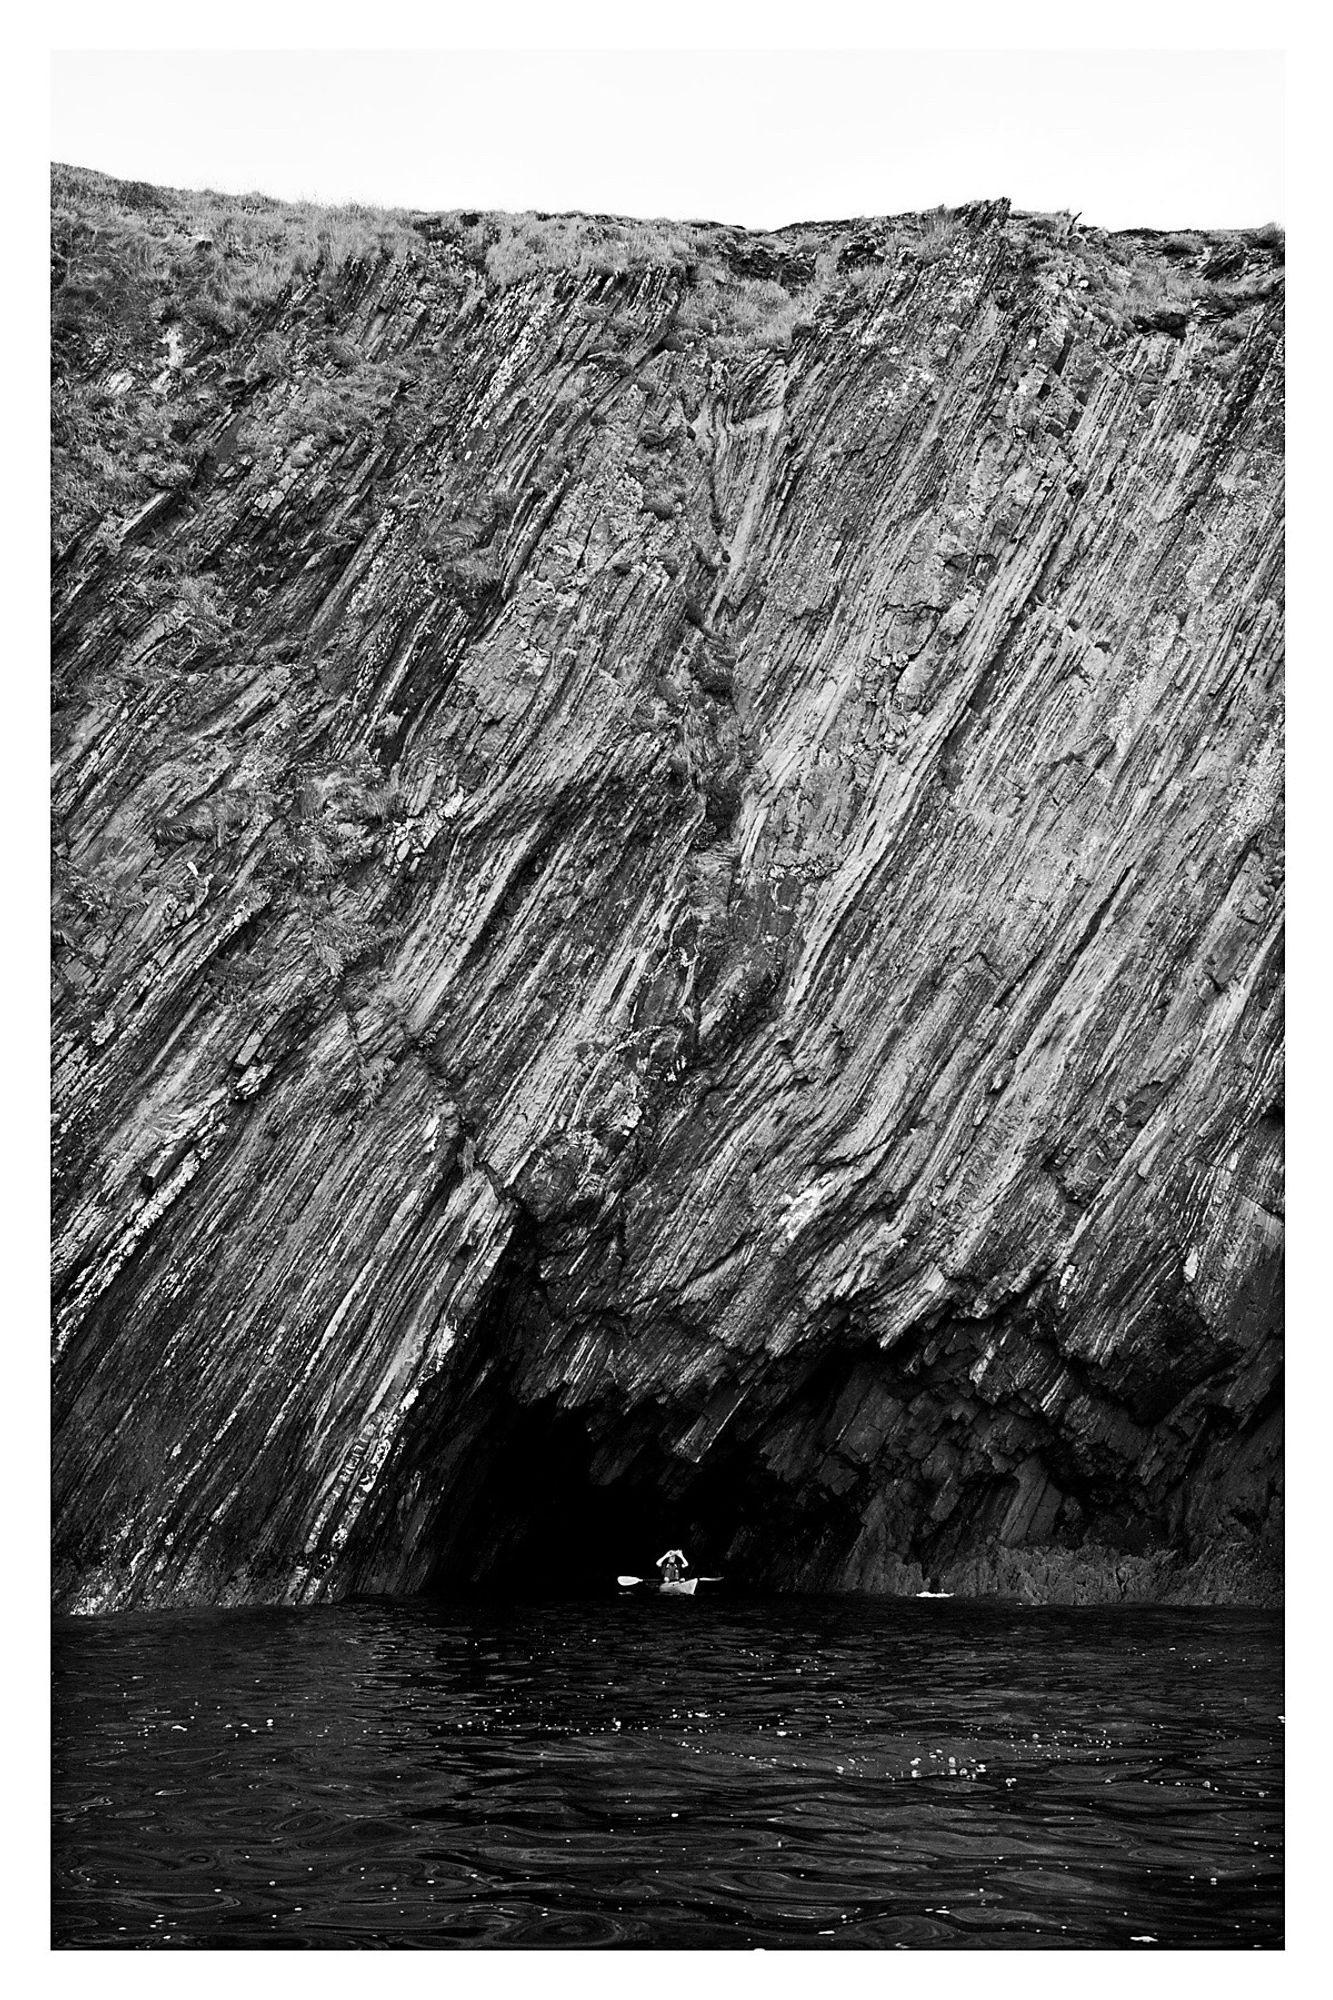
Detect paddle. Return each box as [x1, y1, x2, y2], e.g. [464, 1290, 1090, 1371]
[616, 1574, 723, 1586]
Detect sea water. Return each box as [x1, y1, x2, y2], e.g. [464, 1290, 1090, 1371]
[52, 1594, 1282, 1949]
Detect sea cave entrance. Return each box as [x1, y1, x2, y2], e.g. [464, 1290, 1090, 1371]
[417, 1396, 761, 1596]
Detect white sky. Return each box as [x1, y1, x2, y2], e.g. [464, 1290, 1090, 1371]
[51, 44, 1284, 233]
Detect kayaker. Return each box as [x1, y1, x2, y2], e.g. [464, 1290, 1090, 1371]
[656, 1547, 689, 1583]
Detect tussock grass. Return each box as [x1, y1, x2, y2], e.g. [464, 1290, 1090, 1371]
[674, 270, 817, 355]
[53, 162, 418, 328]
[912, 208, 969, 263]
[51, 165, 423, 544]
[478, 211, 696, 285]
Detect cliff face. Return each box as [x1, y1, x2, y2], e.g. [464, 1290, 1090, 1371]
[52, 168, 1284, 1613]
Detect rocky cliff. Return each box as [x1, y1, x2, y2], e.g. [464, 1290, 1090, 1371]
[52, 167, 1284, 1613]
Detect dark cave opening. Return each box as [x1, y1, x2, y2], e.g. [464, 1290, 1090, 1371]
[400, 1219, 844, 1598]
[420, 1393, 779, 1597]
[404, 1316, 1083, 1602]
[387, 1243, 1284, 1605]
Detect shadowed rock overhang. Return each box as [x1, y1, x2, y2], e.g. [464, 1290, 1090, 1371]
[51, 170, 1283, 1612]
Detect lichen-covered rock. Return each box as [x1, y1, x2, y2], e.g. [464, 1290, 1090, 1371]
[51, 169, 1283, 1612]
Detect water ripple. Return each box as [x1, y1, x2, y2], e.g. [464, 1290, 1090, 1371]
[53, 1595, 1282, 1948]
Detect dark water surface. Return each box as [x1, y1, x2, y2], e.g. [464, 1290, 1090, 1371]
[52, 1594, 1282, 1949]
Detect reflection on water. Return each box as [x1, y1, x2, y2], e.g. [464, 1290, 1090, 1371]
[52, 1595, 1282, 1949]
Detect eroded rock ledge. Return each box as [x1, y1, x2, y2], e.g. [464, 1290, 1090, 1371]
[52, 170, 1283, 1612]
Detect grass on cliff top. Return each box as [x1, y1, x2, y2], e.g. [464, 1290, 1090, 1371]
[51, 165, 1284, 553]
[54, 163, 1283, 344]
[50, 167, 999, 406]
[51, 164, 428, 545]
[52, 162, 421, 335]
[49, 165, 837, 543]
[52, 163, 981, 315]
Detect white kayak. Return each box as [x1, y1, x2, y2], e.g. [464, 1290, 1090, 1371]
[618, 1573, 718, 1594]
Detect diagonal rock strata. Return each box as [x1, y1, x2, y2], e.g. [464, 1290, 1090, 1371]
[52, 170, 1283, 1610]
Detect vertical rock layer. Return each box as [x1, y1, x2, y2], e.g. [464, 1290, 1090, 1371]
[52, 172, 1283, 1610]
